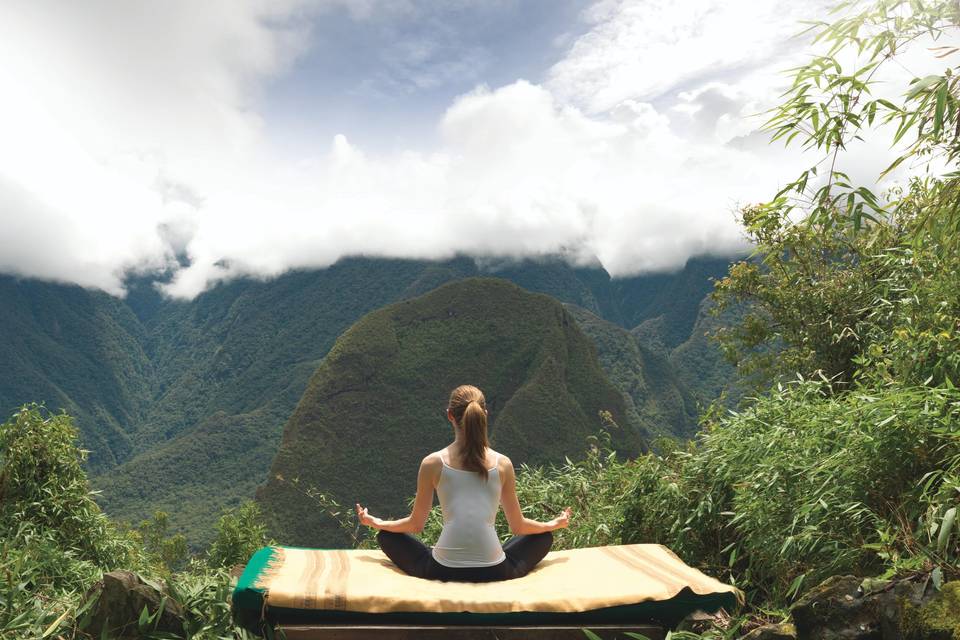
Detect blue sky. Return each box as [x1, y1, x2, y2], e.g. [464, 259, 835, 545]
[263, 1, 593, 152]
[0, 0, 941, 298]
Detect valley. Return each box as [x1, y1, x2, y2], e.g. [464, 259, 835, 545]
[0, 255, 734, 544]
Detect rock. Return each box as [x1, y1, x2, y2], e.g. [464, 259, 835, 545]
[743, 623, 797, 640]
[899, 580, 960, 639]
[790, 575, 880, 640]
[790, 574, 933, 640]
[79, 570, 187, 639]
[675, 609, 719, 633]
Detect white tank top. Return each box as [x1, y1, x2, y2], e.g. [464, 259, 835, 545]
[430, 450, 506, 568]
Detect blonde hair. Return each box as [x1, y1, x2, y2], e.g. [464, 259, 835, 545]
[447, 385, 490, 481]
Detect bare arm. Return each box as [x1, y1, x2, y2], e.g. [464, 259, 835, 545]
[356, 454, 440, 534]
[499, 455, 572, 535]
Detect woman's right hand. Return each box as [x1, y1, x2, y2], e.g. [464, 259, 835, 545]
[549, 507, 573, 531]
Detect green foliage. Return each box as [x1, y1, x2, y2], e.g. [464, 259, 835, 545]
[0, 404, 265, 639]
[162, 568, 260, 640]
[136, 511, 189, 575]
[0, 522, 102, 640]
[207, 502, 273, 570]
[714, 179, 960, 393]
[622, 381, 960, 603]
[0, 404, 137, 574]
[766, 0, 960, 233]
[714, 0, 960, 392]
[0, 405, 137, 638]
[712, 202, 882, 389]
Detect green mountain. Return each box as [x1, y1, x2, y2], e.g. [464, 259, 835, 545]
[257, 278, 645, 546]
[666, 296, 743, 406]
[95, 258, 479, 539]
[0, 276, 154, 471]
[565, 305, 700, 440]
[1, 254, 737, 544]
[616, 256, 732, 349]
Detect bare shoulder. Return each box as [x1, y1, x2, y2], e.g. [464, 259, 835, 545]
[493, 451, 513, 472]
[419, 452, 443, 487]
[421, 451, 444, 468]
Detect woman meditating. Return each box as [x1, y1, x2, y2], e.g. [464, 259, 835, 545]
[355, 384, 572, 582]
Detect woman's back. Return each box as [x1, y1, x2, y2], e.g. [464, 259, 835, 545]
[358, 384, 567, 582]
[431, 447, 506, 567]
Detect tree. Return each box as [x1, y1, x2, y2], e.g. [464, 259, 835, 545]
[713, 0, 960, 391]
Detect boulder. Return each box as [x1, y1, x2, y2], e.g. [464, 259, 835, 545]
[80, 570, 186, 639]
[789, 574, 932, 640]
[899, 580, 960, 639]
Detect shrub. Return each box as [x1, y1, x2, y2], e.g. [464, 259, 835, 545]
[207, 502, 273, 569]
[621, 381, 960, 604]
[0, 404, 136, 575]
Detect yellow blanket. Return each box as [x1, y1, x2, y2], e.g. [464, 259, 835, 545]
[255, 544, 741, 614]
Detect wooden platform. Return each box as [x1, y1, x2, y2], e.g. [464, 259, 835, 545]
[276, 624, 666, 639]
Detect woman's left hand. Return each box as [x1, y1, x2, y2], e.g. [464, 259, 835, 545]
[355, 503, 383, 529]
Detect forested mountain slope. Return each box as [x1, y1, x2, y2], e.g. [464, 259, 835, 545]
[95, 258, 478, 539]
[257, 278, 645, 546]
[0, 276, 155, 470]
[1, 254, 736, 543]
[566, 305, 700, 439]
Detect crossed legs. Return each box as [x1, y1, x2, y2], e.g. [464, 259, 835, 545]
[376, 530, 553, 582]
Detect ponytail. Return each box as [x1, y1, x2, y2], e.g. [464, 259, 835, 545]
[461, 400, 489, 481]
[447, 385, 490, 481]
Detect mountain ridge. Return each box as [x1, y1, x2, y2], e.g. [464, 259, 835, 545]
[0, 254, 737, 543]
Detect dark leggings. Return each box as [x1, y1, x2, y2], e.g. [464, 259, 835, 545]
[376, 530, 553, 582]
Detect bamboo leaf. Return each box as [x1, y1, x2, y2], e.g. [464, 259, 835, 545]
[937, 507, 956, 553]
[40, 610, 70, 639]
[907, 75, 942, 100]
[934, 82, 947, 135]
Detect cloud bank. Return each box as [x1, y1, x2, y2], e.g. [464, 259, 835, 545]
[0, 0, 938, 299]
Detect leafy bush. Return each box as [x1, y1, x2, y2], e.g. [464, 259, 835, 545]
[207, 502, 273, 569]
[135, 511, 190, 575]
[0, 404, 269, 639]
[0, 404, 137, 577]
[0, 405, 141, 638]
[621, 381, 960, 603]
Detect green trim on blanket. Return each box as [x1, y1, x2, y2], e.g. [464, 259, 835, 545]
[231, 546, 279, 630]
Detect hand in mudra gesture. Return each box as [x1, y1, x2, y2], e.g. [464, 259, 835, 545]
[355, 503, 382, 529]
[550, 507, 573, 531]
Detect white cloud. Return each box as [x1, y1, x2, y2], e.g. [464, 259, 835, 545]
[0, 0, 310, 294]
[0, 0, 947, 299]
[547, 0, 834, 114]
[161, 79, 779, 297]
